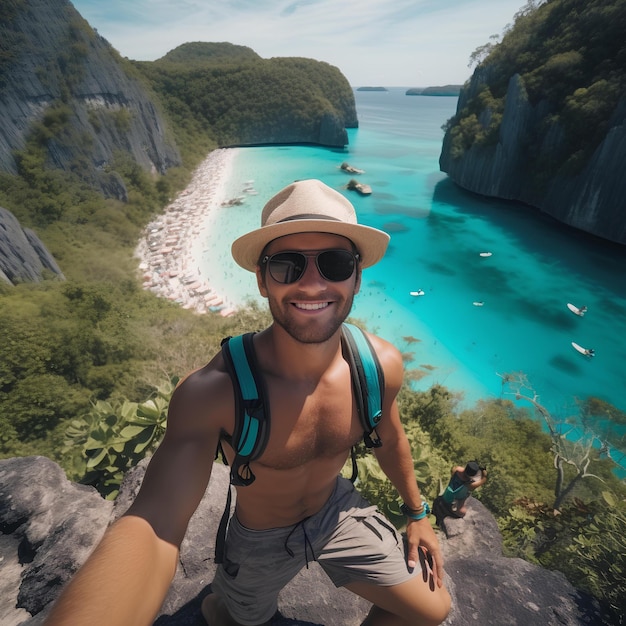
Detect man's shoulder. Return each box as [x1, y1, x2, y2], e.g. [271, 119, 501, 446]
[168, 353, 235, 431]
[360, 329, 398, 354]
[179, 354, 234, 398]
[355, 329, 404, 393]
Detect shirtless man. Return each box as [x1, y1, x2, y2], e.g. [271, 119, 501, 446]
[44, 179, 451, 626]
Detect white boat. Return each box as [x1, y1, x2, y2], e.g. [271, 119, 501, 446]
[410, 290, 425, 297]
[572, 342, 595, 357]
[567, 303, 587, 316]
[473, 301, 484, 307]
[479, 252, 492, 257]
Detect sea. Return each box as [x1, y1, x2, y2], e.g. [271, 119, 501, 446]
[199, 87, 626, 470]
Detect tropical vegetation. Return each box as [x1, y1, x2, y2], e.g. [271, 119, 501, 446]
[0, 4, 625, 623]
[447, 0, 626, 184]
[133, 43, 356, 153]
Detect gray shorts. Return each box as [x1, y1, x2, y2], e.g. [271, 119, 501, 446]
[211, 476, 417, 625]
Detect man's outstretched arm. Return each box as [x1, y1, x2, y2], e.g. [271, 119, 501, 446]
[43, 514, 179, 626]
[44, 367, 222, 626]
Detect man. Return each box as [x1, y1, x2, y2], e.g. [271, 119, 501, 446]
[440, 461, 487, 518]
[44, 179, 451, 626]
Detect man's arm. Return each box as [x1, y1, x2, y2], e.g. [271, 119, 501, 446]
[44, 365, 225, 625]
[469, 468, 487, 490]
[368, 334, 445, 587]
[43, 514, 180, 626]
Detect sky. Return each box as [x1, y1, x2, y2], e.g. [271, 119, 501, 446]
[70, 0, 526, 87]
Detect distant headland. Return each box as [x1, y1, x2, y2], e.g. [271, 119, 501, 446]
[355, 85, 461, 96]
[406, 85, 461, 96]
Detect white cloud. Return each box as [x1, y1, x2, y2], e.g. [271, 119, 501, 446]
[72, 0, 524, 86]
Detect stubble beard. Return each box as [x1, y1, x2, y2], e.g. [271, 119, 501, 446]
[268, 291, 355, 344]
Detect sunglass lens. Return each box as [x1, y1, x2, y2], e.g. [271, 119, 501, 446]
[317, 250, 355, 281]
[269, 252, 306, 284]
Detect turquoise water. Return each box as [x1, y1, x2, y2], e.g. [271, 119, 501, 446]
[203, 87, 626, 464]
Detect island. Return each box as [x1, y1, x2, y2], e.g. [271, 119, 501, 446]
[406, 85, 461, 96]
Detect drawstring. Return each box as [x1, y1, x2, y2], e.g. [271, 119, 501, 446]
[284, 517, 316, 568]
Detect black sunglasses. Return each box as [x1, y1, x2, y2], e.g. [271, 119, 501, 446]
[261, 249, 359, 284]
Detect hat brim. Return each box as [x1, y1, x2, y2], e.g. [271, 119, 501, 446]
[231, 219, 390, 271]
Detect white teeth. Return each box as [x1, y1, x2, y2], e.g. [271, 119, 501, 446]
[295, 302, 329, 310]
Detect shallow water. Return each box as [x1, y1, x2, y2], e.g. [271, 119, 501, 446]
[199, 88, 626, 466]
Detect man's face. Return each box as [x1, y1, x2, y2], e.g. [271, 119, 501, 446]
[256, 232, 361, 344]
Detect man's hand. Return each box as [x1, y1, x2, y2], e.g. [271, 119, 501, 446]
[405, 517, 445, 588]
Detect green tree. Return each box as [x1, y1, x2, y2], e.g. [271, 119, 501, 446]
[499, 372, 608, 511]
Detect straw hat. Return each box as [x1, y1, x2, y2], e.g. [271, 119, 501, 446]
[231, 179, 390, 271]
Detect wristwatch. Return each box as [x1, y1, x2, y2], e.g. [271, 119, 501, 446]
[401, 501, 431, 521]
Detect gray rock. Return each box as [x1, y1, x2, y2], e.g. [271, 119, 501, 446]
[0, 457, 112, 618]
[0, 457, 601, 625]
[0, 207, 64, 285]
[439, 500, 602, 625]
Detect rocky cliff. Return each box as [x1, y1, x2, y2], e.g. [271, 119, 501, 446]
[439, 0, 626, 247]
[0, 456, 601, 626]
[440, 72, 626, 245]
[0, 0, 181, 199]
[0, 207, 64, 285]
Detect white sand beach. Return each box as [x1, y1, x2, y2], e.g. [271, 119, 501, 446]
[135, 148, 241, 316]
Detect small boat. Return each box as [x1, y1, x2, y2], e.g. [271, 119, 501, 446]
[340, 162, 365, 174]
[473, 301, 484, 307]
[346, 179, 372, 195]
[567, 303, 587, 316]
[221, 196, 246, 207]
[572, 342, 595, 357]
[479, 252, 492, 257]
[410, 290, 425, 297]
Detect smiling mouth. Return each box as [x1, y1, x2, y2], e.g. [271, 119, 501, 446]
[293, 302, 330, 311]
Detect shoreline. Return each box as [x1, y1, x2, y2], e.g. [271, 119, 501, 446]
[135, 148, 240, 317]
[133, 146, 490, 409]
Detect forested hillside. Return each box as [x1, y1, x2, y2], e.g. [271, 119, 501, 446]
[134, 43, 357, 153]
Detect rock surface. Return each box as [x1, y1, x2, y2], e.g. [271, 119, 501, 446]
[0, 207, 64, 285]
[0, 456, 602, 625]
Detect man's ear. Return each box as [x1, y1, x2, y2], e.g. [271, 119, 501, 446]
[256, 266, 268, 298]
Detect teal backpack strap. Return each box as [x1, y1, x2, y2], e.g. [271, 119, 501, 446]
[220, 332, 270, 486]
[342, 323, 384, 445]
[216, 332, 270, 564]
[341, 323, 384, 482]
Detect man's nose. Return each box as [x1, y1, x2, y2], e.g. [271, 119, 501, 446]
[297, 257, 327, 288]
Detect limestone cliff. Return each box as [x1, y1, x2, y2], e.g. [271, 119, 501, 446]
[0, 0, 181, 199]
[440, 72, 626, 245]
[439, 0, 626, 246]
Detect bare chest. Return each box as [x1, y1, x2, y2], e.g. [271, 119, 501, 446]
[254, 374, 363, 471]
